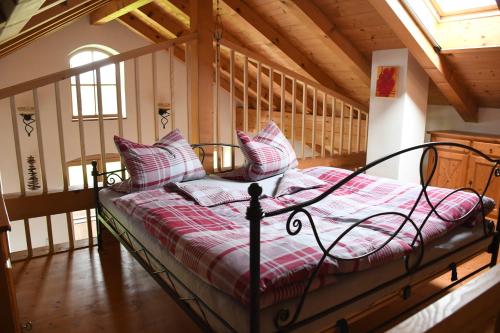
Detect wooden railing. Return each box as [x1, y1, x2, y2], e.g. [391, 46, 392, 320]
[0, 34, 368, 261]
[217, 38, 369, 160]
[0, 34, 197, 261]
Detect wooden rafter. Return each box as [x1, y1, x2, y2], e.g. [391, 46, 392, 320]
[0, 0, 45, 43]
[90, 0, 154, 25]
[133, 2, 187, 38]
[369, 0, 478, 122]
[117, 12, 185, 61]
[221, 0, 340, 92]
[154, 0, 189, 27]
[281, 0, 371, 87]
[0, 0, 110, 58]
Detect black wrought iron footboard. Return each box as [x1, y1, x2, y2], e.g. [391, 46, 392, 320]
[91, 141, 500, 333]
[246, 142, 500, 333]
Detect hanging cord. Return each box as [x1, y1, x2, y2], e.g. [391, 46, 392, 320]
[169, 47, 175, 129]
[214, 0, 223, 170]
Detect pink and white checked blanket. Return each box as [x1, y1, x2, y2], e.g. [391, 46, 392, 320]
[112, 167, 494, 307]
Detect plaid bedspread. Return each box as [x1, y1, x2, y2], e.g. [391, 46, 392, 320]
[112, 167, 495, 307]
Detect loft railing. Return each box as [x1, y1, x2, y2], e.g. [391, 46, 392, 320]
[0, 33, 368, 261]
[0, 34, 197, 260]
[217, 38, 369, 161]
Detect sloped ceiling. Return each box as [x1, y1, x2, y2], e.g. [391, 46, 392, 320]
[2, 0, 500, 115]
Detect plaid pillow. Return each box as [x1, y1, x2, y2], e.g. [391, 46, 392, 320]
[114, 129, 206, 192]
[237, 121, 298, 181]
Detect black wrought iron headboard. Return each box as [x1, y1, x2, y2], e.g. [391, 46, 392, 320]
[246, 141, 500, 331]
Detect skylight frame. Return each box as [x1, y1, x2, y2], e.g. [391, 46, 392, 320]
[427, 0, 500, 21]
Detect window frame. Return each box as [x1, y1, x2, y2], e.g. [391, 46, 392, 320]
[69, 45, 127, 121]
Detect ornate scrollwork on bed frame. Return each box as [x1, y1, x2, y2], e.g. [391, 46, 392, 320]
[92, 142, 500, 333]
[248, 142, 500, 333]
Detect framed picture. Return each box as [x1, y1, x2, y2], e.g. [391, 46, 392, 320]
[375, 66, 399, 98]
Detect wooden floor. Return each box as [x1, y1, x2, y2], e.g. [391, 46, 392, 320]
[12, 236, 496, 333]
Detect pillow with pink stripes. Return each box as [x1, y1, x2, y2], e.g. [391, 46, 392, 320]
[237, 121, 298, 181]
[114, 129, 206, 192]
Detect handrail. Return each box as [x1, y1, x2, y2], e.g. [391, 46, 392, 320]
[0, 33, 198, 100]
[220, 38, 368, 112]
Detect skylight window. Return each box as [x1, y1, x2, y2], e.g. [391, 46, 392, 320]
[431, 0, 498, 17]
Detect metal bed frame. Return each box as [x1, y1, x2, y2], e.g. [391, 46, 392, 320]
[92, 142, 500, 333]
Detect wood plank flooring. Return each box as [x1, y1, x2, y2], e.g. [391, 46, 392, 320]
[12, 235, 497, 333]
[13, 239, 200, 333]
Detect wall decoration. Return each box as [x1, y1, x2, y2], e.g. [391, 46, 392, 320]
[17, 106, 36, 136]
[375, 66, 399, 98]
[26, 155, 41, 191]
[158, 103, 171, 129]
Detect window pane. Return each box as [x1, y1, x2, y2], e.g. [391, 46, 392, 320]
[434, 0, 496, 15]
[101, 85, 117, 115]
[71, 86, 78, 117]
[68, 164, 94, 189]
[92, 50, 109, 62]
[106, 161, 121, 171]
[68, 165, 84, 187]
[99, 64, 116, 84]
[78, 70, 96, 85]
[70, 50, 92, 67]
[80, 86, 97, 116]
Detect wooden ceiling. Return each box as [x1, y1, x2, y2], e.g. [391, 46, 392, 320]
[1, 0, 500, 118]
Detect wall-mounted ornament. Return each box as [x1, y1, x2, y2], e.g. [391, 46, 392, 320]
[26, 155, 41, 191]
[158, 103, 171, 129]
[375, 66, 399, 98]
[17, 106, 36, 136]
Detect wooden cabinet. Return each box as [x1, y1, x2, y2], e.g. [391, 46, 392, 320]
[428, 131, 500, 220]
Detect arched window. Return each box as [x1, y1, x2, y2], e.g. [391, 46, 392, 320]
[69, 45, 126, 119]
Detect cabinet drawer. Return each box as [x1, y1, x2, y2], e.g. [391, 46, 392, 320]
[431, 136, 471, 153]
[472, 142, 500, 158]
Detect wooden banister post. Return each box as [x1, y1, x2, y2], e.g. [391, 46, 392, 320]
[247, 183, 263, 333]
[188, 0, 214, 171]
[0, 175, 21, 333]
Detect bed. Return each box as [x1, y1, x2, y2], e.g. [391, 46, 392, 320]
[92, 142, 500, 333]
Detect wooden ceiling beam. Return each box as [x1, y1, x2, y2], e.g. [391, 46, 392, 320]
[153, 0, 189, 27]
[90, 0, 154, 25]
[369, 0, 478, 122]
[133, 2, 187, 38]
[21, 0, 91, 33]
[222, 0, 340, 92]
[0, 0, 45, 42]
[282, 0, 371, 87]
[117, 12, 185, 61]
[0, 0, 109, 58]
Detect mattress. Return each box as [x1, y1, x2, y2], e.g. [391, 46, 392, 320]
[99, 172, 493, 333]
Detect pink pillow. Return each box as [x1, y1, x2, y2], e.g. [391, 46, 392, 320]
[114, 129, 205, 192]
[237, 121, 298, 181]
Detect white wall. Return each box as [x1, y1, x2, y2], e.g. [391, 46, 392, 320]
[366, 49, 429, 183]
[0, 16, 232, 252]
[426, 105, 500, 138]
